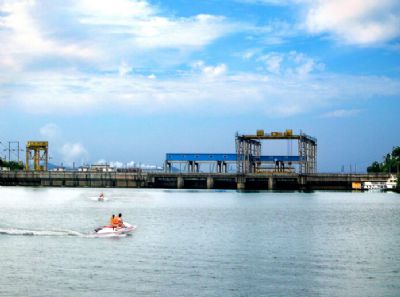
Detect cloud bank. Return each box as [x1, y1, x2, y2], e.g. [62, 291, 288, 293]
[240, 0, 400, 46]
[1, 0, 399, 119]
[305, 0, 400, 45]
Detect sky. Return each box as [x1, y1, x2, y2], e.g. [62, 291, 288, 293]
[0, 0, 399, 172]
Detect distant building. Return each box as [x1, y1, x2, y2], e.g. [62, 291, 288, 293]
[0, 167, 10, 171]
[51, 167, 65, 172]
[90, 164, 115, 172]
[78, 166, 90, 172]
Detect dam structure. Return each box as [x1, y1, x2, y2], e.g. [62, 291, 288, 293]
[0, 170, 392, 190]
[0, 130, 393, 190]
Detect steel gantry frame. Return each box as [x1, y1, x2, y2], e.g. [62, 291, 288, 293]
[298, 132, 317, 174]
[25, 141, 48, 171]
[235, 133, 261, 174]
[235, 130, 317, 174]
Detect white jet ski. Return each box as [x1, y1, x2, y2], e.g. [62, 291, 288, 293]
[94, 222, 136, 236]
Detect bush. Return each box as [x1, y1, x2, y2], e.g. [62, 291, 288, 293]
[0, 159, 24, 170]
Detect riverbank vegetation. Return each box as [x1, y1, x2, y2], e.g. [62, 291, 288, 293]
[367, 146, 399, 188]
[0, 159, 24, 170]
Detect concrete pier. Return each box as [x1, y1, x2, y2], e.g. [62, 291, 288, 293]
[236, 176, 246, 190]
[206, 176, 214, 189]
[268, 177, 274, 190]
[177, 176, 184, 189]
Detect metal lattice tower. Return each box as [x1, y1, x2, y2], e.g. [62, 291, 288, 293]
[236, 133, 261, 174]
[298, 132, 317, 174]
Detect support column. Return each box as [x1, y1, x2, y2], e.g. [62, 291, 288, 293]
[222, 162, 227, 173]
[298, 175, 307, 190]
[268, 177, 274, 190]
[26, 149, 29, 171]
[206, 176, 214, 189]
[237, 176, 246, 190]
[34, 149, 40, 171]
[177, 176, 184, 189]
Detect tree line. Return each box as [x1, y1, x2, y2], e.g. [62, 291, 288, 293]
[367, 146, 400, 189]
[367, 146, 400, 174]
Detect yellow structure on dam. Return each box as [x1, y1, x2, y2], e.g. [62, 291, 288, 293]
[25, 141, 48, 171]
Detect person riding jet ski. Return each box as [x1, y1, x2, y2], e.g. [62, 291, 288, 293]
[95, 213, 135, 235]
[111, 214, 120, 228]
[116, 213, 124, 228]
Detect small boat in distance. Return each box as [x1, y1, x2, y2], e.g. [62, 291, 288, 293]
[98, 192, 104, 201]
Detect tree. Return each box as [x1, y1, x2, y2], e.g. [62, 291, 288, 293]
[367, 161, 382, 173]
[392, 146, 400, 159]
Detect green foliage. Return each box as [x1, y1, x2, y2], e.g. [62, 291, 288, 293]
[392, 147, 400, 159]
[367, 146, 400, 174]
[0, 158, 24, 170]
[367, 161, 382, 173]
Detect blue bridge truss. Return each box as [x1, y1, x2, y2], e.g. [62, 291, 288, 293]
[166, 153, 302, 162]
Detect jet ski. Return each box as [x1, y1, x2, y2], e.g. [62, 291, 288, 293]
[94, 222, 136, 236]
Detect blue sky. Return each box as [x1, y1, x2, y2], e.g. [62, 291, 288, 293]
[0, 0, 399, 172]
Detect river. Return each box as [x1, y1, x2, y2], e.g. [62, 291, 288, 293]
[0, 187, 399, 297]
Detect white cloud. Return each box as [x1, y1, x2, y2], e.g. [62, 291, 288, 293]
[321, 109, 362, 118]
[96, 160, 160, 169]
[0, 0, 239, 74]
[2, 67, 399, 117]
[257, 51, 324, 76]
[258, 53, 284, 74]
[0, 0, 399, 120]
[60, 143, 88, 165]
[238, 0, 303, 5]
[126, 161, 136, 167]
[304, 0, 400, 45]
[118, 62, 132, 77]
[239, 0, 400, 46]
[40, 123, 59, 139]
[0, 0, 97, 71]
[109, 161, 124, 168]
[241, 48, 262, 60]
[249, 20, 300, 45]
[192, 61, 228, 77]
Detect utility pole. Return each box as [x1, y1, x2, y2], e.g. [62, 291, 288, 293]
[6, 141, 20, 162]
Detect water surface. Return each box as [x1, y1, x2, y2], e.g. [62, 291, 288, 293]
[0, 187, 399, 297]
